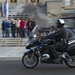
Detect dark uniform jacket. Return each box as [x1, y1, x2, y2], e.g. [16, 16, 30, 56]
[47, 27, 67, 44]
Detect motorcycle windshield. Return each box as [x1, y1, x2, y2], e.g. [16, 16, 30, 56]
[31, 25, 41, 38]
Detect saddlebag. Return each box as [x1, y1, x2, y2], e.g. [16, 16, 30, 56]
[67, 43, 75, 56]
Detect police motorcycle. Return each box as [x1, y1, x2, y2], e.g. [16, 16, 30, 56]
[22, 25, 75, 68]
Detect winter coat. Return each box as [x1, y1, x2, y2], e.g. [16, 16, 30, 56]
[5, 22, 10, 29]
[31, 21, 36, 31]
[11, 22, 16, 31]
[26, 21, 31, 30]
[2, 21, 6, 30]
[20, 20, 25, 29]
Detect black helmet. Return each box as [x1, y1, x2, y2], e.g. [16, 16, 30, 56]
[56, 19, 65, 28]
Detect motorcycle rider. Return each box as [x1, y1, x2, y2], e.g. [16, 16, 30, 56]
[43, 19, 68, 61]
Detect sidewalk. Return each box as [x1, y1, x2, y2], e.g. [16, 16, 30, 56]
[0, 47, 28, 60]
[0, 33, 29, 60]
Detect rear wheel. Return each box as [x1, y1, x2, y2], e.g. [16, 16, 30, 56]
[22, 52, 39, 68]
[65, 56, 75, 68]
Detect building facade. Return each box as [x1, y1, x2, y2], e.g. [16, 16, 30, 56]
[1, 0, 75, 18]
[2, 0, 41, 4]
[46, 0, 75, 18]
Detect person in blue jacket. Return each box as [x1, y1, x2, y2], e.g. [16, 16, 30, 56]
[5, 19, 10, 37]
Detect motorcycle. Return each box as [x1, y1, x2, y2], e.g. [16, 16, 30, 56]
[22, 25, 75, 68]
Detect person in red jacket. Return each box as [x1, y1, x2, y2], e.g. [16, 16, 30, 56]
[26, 18, 32, 36]
[20, 18, 25, 38]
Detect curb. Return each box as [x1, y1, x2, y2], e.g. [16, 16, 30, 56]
[0, 57, 22, 61]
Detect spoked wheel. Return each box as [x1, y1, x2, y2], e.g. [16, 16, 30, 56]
[22, 52, 39, 68]
[65, 56, 75, 68]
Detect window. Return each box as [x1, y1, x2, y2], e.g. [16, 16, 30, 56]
[10, 0, 17, 3]
[65, 0, 71, 6]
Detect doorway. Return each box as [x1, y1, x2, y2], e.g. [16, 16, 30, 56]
[10, 0, 17, 3]
[30, 0, 39, 4]
[37, 0, 39, 3]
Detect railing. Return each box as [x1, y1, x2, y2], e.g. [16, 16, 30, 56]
[8, 14, 29, 20]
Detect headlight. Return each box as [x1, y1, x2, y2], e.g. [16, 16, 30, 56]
[33, 34, 37, 38]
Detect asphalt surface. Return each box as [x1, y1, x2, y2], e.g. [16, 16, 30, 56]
[0, 60, 75, 75]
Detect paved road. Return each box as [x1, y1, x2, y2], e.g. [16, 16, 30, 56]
[0, 60, 75, 75]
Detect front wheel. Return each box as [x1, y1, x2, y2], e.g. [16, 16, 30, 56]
[22, 52, 39, 68]
[64, 56, 75, 68]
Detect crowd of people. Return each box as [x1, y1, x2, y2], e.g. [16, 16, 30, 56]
[1, 17, 36, 38]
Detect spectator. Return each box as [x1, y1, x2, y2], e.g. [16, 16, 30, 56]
[20, 18, 25, 38]
[11, 19, 16, 38]
[1, 20, 6, 37]
[31, 19, 36, 31]
[15, 17, 20, 37]
[5, 19, 10, 37]
[26, 19, 32, 36]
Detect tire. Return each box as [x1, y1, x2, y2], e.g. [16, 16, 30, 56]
[64, 56, 75, 68]
[22, 52, 39, 68]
